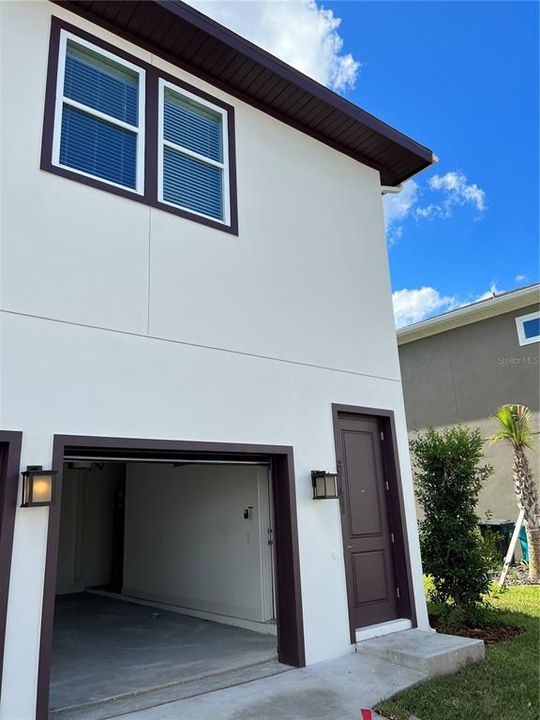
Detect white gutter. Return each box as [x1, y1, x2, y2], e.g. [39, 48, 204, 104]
[397, 284, 540, 345]
[381, 154, 438, 195]
[381, 184, 403, 195]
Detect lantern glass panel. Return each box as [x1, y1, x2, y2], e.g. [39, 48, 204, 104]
[315, 475, 326, 498]
[31, 473, 53, 503]
[325, 474, 337, 497]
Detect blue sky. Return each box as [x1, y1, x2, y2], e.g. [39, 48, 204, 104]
[327, 0, 539, 324]
[191, 0, 538, 324]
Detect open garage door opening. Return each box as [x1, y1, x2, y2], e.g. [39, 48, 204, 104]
[50, 455, 281, 718]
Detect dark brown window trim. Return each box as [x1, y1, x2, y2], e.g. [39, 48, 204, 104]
[36, 434, 305, 719]
[331, 404, 416, 642]
[0, 430, 22, 688]
[41, 17, 239, 236]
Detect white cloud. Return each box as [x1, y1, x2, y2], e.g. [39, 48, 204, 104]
[383, 180, 418, 244]
[470, 283, 499, 303]
[515, 274, 527, 283]
[392, 287, 457, 328]
[393, 282, 503, 328]
[185, 0, 360, 92]
[382, 171, 487, 243]
[415, 171, 487, 220]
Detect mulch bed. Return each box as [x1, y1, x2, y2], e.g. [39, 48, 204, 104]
[429, 614, 523, 645]
[501, 565, 540, 586]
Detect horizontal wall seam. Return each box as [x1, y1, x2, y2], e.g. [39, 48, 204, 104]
[0, 308, 401, 383]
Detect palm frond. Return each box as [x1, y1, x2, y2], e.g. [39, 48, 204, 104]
[490, 404, 533, 450]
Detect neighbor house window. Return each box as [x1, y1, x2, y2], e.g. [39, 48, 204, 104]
[159, 80, 230, 224]
[52, 31, 145, 193]
[516, 311, 540, 346]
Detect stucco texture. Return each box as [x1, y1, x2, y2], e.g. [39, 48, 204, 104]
[399, 303, 540, 521]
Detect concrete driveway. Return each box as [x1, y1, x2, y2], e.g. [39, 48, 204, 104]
[112, 651, 421, 720]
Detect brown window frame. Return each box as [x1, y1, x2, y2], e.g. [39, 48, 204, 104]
[41, 17, 239, 235]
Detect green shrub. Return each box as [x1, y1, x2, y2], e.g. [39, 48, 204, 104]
[411, 426, 495, 624]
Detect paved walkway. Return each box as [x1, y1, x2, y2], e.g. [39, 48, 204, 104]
[114, 651, 423, 720]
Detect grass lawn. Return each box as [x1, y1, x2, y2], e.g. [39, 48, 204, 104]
[375, 585, 540, 720]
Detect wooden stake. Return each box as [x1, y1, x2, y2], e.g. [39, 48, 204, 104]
[499, 509, 525, 587]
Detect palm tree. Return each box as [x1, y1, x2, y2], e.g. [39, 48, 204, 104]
[491, 404, 539, 582]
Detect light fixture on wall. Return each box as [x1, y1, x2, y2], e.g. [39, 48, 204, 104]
[21, 465, 58, 507]
[311, 470, 338, 500]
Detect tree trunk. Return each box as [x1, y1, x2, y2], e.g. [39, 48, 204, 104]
[525, 527, 540, 582]
[513, 449, 540, 582]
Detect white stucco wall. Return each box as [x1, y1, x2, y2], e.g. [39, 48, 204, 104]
[123, 463, 273, 623]
[0, 2, 428, 718]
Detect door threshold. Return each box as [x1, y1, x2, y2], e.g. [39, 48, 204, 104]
[355, 618, 412, 643]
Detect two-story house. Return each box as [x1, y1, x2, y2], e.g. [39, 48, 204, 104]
[398, 283, 540, 524]
[0, 2, 437, 718]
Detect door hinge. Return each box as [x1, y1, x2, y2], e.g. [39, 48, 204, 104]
[380, 431, 384, 440]
[390, 532, 395, 544]
[396, 587, 401, 599]
[267, 528, 274, 546]
[385, 480, 389, 491]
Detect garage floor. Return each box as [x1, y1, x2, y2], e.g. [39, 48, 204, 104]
[50, 593, 278, 715]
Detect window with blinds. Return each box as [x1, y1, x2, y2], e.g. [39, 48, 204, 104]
[160, 83, 228, 222]
[47, 28, 235, 231]
[54, 36, 144, 192]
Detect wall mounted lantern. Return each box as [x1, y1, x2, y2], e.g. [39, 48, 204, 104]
[21, 465, 58, 507]
[311, 470, 338, 500]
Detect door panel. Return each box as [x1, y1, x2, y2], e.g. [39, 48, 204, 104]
[336, 415, 398, 632]
[344, 430, 383, 537]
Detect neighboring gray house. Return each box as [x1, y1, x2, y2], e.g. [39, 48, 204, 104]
[398, 284, 540, 522]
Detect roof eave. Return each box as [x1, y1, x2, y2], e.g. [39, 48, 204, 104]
[397, 284, 540, 345]
[52, 0, 435, 185]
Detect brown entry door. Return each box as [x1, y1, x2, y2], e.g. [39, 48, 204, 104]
[335, 414, 398, 633]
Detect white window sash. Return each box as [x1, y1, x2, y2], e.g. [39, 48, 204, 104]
[52, 29, 146, 195]
[516, 310, 540, 346]
[158, 78, 230, 225]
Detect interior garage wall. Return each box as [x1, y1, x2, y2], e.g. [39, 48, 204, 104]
[123, 463, 273, 623]
[56, 465, 124, 594]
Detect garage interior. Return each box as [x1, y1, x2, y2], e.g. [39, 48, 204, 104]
[50, 458, 279, 717]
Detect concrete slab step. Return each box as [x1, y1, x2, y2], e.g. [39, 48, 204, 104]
[356, 628, 484, 679]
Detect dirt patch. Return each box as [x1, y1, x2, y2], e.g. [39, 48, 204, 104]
[429, 614, 524, 645]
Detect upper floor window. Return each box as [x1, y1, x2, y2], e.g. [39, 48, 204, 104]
[516, 311, 540, 346]
[53, 32, 145, 193]
[42, 20, 238, 234]
[159, 81, 230, 223]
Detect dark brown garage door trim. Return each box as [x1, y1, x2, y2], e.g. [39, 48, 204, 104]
[0, 430, 23, 687]
[36, 434, 305, 719]
[332, 404, 416, 642]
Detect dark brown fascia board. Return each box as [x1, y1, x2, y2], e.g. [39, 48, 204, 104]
[51, 0, 434, 185]
[157, 1, 433, 163]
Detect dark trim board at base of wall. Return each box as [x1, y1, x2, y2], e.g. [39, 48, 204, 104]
[36, 435, 305, 720]
[0, 430, 23, 689]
